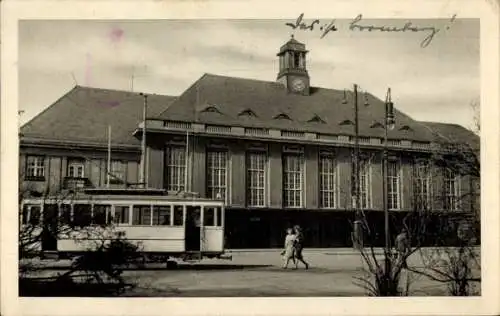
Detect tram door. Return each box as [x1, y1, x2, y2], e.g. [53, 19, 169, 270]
[185, 206, 201, 251]
[41, 204, 58, 251]
[201, 206, 224, 252]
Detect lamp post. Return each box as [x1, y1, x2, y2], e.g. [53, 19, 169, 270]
[383, 88, 396, 271]
[139, 93, 148, 188]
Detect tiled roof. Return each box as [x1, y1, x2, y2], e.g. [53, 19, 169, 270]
[156, 73, 439, 142]
[278, 36, 308, 55]
[20, 86, 176, 147]
[418, 121, 480, 149]
[20, 78, 479, 150]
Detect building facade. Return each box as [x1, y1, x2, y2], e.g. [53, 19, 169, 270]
[20, 37, 480, 248]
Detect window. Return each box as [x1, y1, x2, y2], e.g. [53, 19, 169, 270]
[308, 114, 326, 124]
[319, 152, 337, 208]
[21, 205, 41, 225]
[204, 207, 221, 226]
[355, 157, 372, 209]
[273, 113, 292, 120]
[68, 160, 85, 178]
[173, 205, 184, 226]
[165, 146, 186, 191]
[114, 206, 130, 225]
[132, 205, 152, 225]
[387, 160, 401, 210]
[414, 161, 431, 210]
[370, 122, 384, 129]
[247, 152, 267, 207]
[59, 204, 72, 225]
[216, 207, 222, 227]
[26, 156, 45, 179]
[110, 160, 126, 184]
[283, 153, 304, 208]
[153, 205, 171, 226]
[444, 168, 460, 211]
[340, 120, 354, 126]
[200, 105, 222, 114]
[294, 52, 300, 68]
[238, 109, 258, 118]
[207, 150, 228, 200]
[93, 204, 110, 225]
[187, 206, 201, 227]
[203, 207, 215, 226]
[73, 204, 92, 227]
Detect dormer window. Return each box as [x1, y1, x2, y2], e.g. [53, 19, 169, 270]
[199, 105, 222, 114]
[238, 109, 258, 118]
[370, 122, 384, 129]
[339, 119, 354, 126]
[274, 113, 292, 120]
[308, 114, 326, 124]
[399, 125, 412, 131]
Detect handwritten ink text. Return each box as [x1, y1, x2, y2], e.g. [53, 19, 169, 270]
[349, 14, 440, 48]
[285, 13, 338, 39]
[285, 13, 451, 48]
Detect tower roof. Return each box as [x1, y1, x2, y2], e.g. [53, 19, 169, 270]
[277, 35, 308, 55]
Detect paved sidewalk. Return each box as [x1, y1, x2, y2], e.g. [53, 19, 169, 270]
[222, 246, 481, 269]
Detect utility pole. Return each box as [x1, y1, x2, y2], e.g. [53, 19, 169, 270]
[383, 87, 396, 275]
[353, 84, 363, 249]
[107, 125, 112, 188]
[139, 93, 148, 188]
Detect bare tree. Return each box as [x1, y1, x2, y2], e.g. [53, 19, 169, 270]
[353, 125, 480, 296]
[406, 121, 481, 296]
[471, 98, 480, 135]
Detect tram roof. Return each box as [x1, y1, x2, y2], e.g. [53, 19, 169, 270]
[22, 188, 225, 204]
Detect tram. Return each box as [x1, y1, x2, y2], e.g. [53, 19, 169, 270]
[20, 188, 231, 262]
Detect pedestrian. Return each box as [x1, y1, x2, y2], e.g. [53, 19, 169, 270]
[293, 225, 309, 269]
[395, 228, 410, 268]
[281, 227, 296, 269]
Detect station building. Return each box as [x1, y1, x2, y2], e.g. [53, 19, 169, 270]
[20, 37, 480, 248]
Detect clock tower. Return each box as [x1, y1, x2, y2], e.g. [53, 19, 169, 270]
[277, 35, 310, 96]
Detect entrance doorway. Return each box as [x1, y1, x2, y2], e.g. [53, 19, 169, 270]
[185, 206, 201, 251]
[41, 204, 58, 251]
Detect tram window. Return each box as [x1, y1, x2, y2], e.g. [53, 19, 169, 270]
[114, 206, 130, 225]
[216, 207, 222, 227]
[93, 205, 110, 226]
[132, 205, 152, 225]
[153, 206, 171, 226]
[43, 204, 59, 224]
[21, 205, 30, 225]
[59, 204, 72, 225]
[73, 204, 92, 227]
[21, 205, 41, 225]
[30, 206, 41, 225]
[186, 206, 201, 227]
[173, 205, 184, 226]
[204, 207, 215, 226]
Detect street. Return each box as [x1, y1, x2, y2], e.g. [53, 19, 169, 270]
[20, 248, 481, 297]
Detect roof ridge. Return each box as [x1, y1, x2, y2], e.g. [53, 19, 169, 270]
[72, 84, 171, 98]
[21, 85, 80, 130]
[419, 120, 466, 128]
[203, 72, 353, 94]
[156, 73, 210, 119]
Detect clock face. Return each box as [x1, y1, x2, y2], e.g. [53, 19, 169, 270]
[291, 78, 306, 92]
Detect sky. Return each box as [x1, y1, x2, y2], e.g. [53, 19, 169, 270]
[19, 18, 479, 129]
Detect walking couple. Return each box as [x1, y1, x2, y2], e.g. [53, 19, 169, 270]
[281, 225, 309, 269]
